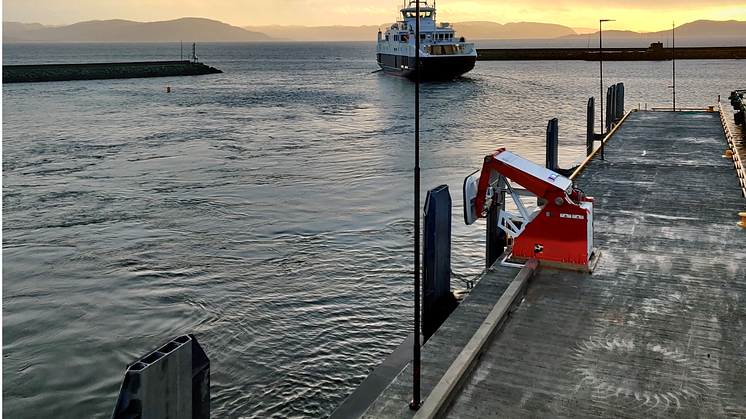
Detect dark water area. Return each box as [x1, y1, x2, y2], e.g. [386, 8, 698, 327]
[3, 41, 743, 418]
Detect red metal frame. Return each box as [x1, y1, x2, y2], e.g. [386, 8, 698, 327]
[474, 148, 595, 266]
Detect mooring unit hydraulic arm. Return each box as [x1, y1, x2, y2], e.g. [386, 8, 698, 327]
[464, 148, 596, 268]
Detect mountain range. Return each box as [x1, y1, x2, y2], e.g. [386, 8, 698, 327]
[4, 18, 746, 43]
[560, 20, 746, 40]
[242, 21, 579, 41]
[3, 18, 273, 43]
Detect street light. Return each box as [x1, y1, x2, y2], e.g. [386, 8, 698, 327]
[599, 19, 614, 160]
[410, 0, 422, 411]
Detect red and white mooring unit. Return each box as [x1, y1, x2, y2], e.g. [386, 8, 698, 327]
[464, 148, 598, 270]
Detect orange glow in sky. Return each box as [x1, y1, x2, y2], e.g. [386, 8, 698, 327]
[2, 0, 745, 32]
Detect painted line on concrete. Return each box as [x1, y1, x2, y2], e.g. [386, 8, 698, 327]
[412, 258, 539, 419]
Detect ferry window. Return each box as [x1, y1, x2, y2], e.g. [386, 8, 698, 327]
[385, 34, 389, 41]
[403, 10, 433, 18]
[394, 35, 399, 41]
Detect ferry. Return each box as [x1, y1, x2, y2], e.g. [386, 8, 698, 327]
[376, 1, 476, 81]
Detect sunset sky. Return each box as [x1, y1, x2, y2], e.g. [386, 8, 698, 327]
[3, 0, 745, 32]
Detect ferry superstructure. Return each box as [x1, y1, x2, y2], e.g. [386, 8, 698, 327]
[376, 1, 476, 81]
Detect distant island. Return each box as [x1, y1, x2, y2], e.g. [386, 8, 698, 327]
[3, 17, 746, 44]
[3, 18, 275, 43]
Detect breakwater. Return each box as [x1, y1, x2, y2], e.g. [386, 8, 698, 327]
[2, 60, 222, 83]
[477, 44, 746, 61]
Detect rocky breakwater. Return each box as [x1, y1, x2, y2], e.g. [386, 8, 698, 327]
[3, 61, 222, 83]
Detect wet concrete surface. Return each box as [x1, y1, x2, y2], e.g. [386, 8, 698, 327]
[445, 110, 746, 418]
[360, 110, 746, 419]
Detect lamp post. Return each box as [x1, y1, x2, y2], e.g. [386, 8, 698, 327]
[599, 19, 614, 160]
[672, 21, 676, 111]
[410, 0, 422, 411]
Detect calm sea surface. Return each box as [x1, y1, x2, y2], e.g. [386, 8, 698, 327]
[3, 41, 742, 418]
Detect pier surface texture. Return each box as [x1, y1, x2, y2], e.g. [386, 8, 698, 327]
[360, 110, 746, 419]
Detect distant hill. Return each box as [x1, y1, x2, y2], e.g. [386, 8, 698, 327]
[244, 25, 379, 42]
[654, 20, 746, 38]
[560, 20, 746, 40]
[452, 21, 577, 40]
[244, 21, 578, 41]
[572, 27, 597, 35]
[5, 18, 744, 44]
[4, 22, 48, 33]
[3, 18, 275, 43]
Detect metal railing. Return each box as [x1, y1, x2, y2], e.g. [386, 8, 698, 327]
[718, 102, 746, 203]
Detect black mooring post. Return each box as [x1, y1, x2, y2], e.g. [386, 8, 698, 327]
[486, 205, 503, 269]
[546, 118, 559, 172]
[606, 85, 614, 133]
[485, 177, 506, 269]
[614, 83, 624, 122]
[423, 185, 452, 341]
[602, 85, 613, 160]
[112, 334, 210, 419]
[410, 0, 422, 411]
[587, 97, 595, 156]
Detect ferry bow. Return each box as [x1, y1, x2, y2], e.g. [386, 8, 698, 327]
[376, 1, 477, 81]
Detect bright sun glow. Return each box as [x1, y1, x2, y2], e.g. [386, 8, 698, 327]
[1, 0, 744, 32]
[437, 3, 746, 33]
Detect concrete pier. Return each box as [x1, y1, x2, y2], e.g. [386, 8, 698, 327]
[477, 45, 746, 61]
[2, 61, 222, 83]
[353, 109, 746, 418]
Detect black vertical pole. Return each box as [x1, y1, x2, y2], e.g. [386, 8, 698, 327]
[599, 20, 604, 161]
[587, 97, 595, 156]
[410, 0, 422, 411]
[672, 22, 676, 111]
[599, 19, 614, 160]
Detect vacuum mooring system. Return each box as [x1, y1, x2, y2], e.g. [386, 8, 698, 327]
[464, 148, 599, 271]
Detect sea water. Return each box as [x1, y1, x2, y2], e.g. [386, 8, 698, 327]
[2, 41, 742, 418]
